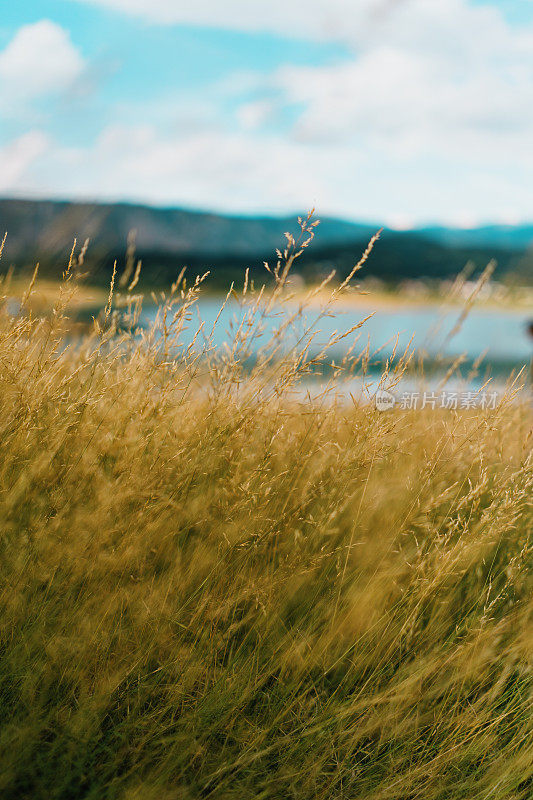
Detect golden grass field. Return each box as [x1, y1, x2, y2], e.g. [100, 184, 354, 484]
[0, 223, 532, 799]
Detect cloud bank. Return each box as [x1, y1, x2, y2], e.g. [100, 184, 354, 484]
[66, 0, 406, 40]
[2, 2, 533, 224]
[0, 21, 84, 101]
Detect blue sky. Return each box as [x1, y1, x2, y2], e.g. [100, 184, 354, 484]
[1, 0, 532, 226]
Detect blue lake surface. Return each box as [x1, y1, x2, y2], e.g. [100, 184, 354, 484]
[144, 299, 532, 376]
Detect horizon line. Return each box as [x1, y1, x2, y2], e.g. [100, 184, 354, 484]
[0, 192, 532, 232]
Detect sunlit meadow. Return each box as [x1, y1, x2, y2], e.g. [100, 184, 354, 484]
[0, 220, 532, 799]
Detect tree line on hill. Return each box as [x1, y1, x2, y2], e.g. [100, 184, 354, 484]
[1, 197, 531, 288]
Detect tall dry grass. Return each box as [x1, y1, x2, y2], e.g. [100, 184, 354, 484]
[0, 219, 532, 799]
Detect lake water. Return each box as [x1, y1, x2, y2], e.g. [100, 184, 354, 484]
[143, 299, 532, 381]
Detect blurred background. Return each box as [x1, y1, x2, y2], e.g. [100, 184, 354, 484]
[0, 0, 532, 380]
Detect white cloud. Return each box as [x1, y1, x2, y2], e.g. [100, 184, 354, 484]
[66, 0, 533, 167]
[66, 0, 531, 54]
[0, 21, 84, 102]
[41, 124, 332, 213]
[8, 120, 533, 226]
[236, 99, 276, 132]
[3, 1, 533, 224]
[66, 0, 401, 40]
[238, 0, 533, 169]
[0, 132, 50, 192]
[275, 42, 533, 164]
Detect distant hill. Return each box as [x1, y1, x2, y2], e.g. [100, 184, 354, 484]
[418, 224, 533, 251]
[0, 198, 376, 261]
[0, 197, 531, 286]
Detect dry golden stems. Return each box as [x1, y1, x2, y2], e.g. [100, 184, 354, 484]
[77, 237, 90, 267]
[0, 240, 531, 800]
[20, 263, 39, 311]
[446, 260, 496, 344]
[253, 225, 385, 394]
[265, 211, 319, 306]
[119, 228, 137, 288]
[102, 259, 117, 329]
[128, 258, 142, 291]
[335, 228, 383, 295]
[222, 214, 321, 382]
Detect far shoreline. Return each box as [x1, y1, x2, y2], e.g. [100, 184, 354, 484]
[5, 276, 533, 317]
